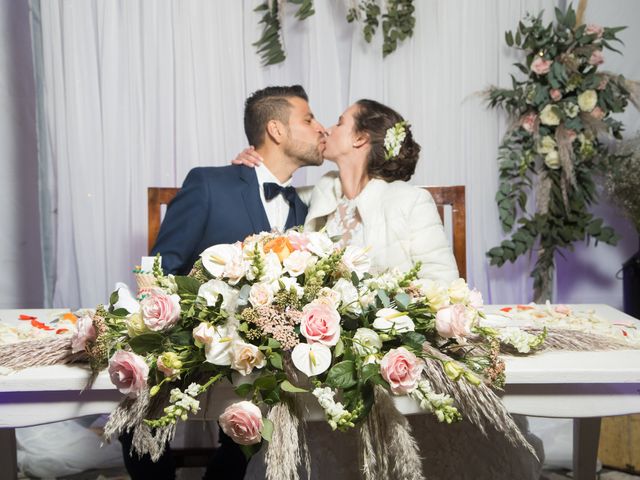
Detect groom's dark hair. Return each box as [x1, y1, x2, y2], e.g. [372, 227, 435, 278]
[244, 85, 309, 147]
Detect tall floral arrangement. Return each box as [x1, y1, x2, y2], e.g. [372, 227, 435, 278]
[486, 6, 637, 302]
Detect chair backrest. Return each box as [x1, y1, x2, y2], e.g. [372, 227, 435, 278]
[148, 184, 466, 279]
[148, 187, 179, 254]
[422, 185, 466, 280]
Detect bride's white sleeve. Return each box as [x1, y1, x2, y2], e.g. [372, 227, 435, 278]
[408, 188, 460, 282]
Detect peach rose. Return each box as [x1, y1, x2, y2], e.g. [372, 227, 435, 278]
[435, 304, 473, 339]
[108, 350, 149, 398]
[554, 304, 572, 316]
[531, 57, 552, 75]
[550, 89, 563, 102]
[140, 291, 181, 331]
[380, 347, 424, 395]
[231, 342, 266, 375]
[300, 301, 341, 346]
[219, 401, 263, 445]
[264, 237, 294, 262]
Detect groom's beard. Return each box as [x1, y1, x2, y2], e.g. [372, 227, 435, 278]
[285, 139, 324, 167]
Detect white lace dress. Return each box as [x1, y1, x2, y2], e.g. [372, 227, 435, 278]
[246, 200, 544, 479]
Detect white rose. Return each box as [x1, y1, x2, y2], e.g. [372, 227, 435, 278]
[372, 308, 415, 333]
[539, 104, 561, 126]
[563, 102, 580, 118]
[305, 232, 334, 257]
[278, 276, 304, 298]
[578, 90, 598, 112]
[231, 342, 266, 375]
[249, 282, 274, 308]
[198, 279, 239, 310]
[468, 289, 484, 309]
[537, 135, 557, 155]
[333, 278, 362, 314]
[341, 245, 371, 279]
[201, 243, 243, 278]
[418, 280, 450, 311]
[316, 287, 341, 307]
[204, 323, 236, 365]
[448, 278, 470, 304]
[352, 328, 382, 356]
[544, 151, 561, 169]
[283, 250, 315, 277]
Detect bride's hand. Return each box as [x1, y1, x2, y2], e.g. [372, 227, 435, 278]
[231, 146, 263, 167]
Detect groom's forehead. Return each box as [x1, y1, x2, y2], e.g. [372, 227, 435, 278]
[288, 97, 312, 117]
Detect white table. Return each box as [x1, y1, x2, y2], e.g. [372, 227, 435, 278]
[1, 305, 639, 480]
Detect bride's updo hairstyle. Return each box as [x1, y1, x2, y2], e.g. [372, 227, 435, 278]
[353, 99, 421, 182]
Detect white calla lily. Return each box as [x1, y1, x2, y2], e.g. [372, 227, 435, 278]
[291, 343, 332, 376]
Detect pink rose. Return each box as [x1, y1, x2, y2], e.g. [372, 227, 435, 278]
[286, 231, 310, 251]
[300, 302, 341, 346]
[435, 304, 473, 339]
[589, 50, 604, 66]
[140, 291, 181, 331]
[591, 106, 606, 120]
[380, 347, 424, 395]
[71, 314, 96, 353]
[550, 89, 563, 102]
[219, 401, 263, 445]
[520, 112, 538, 133]
[585, 24, 604, 38]
[108, 350, 149, 398]
[530, 57, 552, 75]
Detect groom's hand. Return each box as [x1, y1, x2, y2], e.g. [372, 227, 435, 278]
[232, 146, 263, 167]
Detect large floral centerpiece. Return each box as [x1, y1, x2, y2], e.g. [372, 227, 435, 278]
[486, 5, 638, 302]
[72, 229, 556, 478]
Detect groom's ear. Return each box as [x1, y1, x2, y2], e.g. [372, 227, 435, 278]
[266, 119, 286, 144]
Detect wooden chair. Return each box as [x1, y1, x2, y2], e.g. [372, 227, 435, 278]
[148, 185, 466, 279]
[422, 185, 466, 280]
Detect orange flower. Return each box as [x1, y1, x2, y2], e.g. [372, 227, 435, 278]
[264, 237, 294, 262]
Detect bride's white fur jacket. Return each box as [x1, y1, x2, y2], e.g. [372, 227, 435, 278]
[299, 171, 460, 283]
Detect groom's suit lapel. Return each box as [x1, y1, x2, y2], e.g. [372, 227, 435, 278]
[238, 166, 271, 233]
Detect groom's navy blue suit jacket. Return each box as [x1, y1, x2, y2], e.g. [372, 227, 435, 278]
[151, 165, 308, 275]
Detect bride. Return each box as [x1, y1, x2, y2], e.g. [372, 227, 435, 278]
[237, 99, 543, 479]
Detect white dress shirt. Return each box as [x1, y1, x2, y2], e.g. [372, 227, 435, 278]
[254, 163, 292, 232]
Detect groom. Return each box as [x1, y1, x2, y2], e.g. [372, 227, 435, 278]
[121, 85, 326, 480]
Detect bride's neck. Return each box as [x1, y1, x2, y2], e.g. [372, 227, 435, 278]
[339, 164, 370, 200]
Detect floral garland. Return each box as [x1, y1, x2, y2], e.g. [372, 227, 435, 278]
[253, 0, 416, 66]
[485, 6, 637, 302]
[70, 229, 554, 468]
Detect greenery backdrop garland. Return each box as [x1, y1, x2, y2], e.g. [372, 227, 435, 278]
[486, 5, 637, 302]
[253, 0, 415, 66]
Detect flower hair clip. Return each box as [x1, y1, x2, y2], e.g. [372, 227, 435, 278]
[383, 121, 408, 161]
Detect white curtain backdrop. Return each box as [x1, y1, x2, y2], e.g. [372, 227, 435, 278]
[29, 0, 639, 309]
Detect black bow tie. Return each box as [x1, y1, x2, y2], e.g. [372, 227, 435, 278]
[263, 182, 297, 205]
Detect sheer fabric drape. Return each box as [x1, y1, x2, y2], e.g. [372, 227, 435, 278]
[30, 0, 639, 308]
